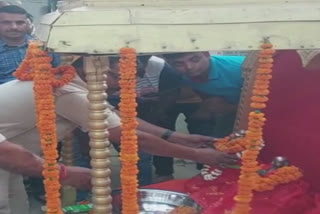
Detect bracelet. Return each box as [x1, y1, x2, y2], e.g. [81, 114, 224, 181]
[59, 164, 68, 181]
[161, 130, 174, 141]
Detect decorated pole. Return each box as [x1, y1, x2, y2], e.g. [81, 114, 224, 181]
[14, 42, 76, 214]
[84, 56, 113, 213]
[232, 40, 275, 214]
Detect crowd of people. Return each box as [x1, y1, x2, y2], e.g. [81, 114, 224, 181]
[0, 3, 245, 214]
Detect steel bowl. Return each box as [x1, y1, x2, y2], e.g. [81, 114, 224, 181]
[112, 188, 202, 214]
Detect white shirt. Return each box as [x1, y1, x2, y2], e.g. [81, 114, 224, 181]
[0, 134, 5, 143]
[0, 76, 121, 154]
[136, 56, 165, 94]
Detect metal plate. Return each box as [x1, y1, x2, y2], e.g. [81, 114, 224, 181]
[112, 189, 202, 214]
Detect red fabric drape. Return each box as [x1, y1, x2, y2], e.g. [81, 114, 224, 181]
[261, 50, 320, 192]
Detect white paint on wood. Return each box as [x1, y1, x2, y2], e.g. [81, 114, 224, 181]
[39, 0, 320, 53]
[53, 10, 131, 26]
[44, 22, 320, 53]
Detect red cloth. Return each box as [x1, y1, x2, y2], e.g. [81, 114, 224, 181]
[147, 171, 316, 214]
[144, 179, 188, 193]
[184, 169, 313, 214]
[303, 193, 320, 214]
[261, 50, 320, 191]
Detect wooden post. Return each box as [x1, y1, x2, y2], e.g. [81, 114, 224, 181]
[233, 51, 258, 131]
[84, 56, 113, 214]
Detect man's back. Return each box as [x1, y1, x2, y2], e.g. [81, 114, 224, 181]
[0, 78, 120, 154]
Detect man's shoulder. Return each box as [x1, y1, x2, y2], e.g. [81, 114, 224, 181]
[0, 38, 7, 52]
[210, 55, 245, 76]
[210, 55, 245, 65]
[25, 35, 34, 41]
[0, 38, 5, 47]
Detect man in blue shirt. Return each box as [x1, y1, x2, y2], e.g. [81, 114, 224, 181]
[0, 5, 59, 84]
[163, 51, 245, 138]
[160, 52, 244, 171]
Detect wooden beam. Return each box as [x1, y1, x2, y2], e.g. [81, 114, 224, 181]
[42, 22, 320, 54]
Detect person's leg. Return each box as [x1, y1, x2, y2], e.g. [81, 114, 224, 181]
[137, 151, 153, 186]
[8, 173, 29, 214]
[211, 112, 237, 138]
[183, 103, 216, 170]
[72, 129, 91, 202]
[0, 169, 10, 214]
[113, 143, 153, 186]
[186, 118, 216, 170]
[152, 104, 181, 181]
[153, 155, 174, 177]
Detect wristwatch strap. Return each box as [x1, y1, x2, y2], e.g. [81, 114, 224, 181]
[161, 130, 174, 141]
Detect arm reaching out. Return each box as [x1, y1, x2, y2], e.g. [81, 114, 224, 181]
[0, 139, 92, 190]
[0, 140, 43, 177]
[135, 130, 238, 167]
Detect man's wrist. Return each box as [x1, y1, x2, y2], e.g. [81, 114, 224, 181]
[161, 130, 174, 141]
[189, 148, 199, 162]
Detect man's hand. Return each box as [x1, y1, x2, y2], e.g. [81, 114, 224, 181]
[194, 148, 239, 167]
[186, 134, 219, 148]
[61, 166, 91, 190]
[168, 132, 218, 148]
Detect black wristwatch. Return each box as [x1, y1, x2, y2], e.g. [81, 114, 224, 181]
[161, 130, 174, 140]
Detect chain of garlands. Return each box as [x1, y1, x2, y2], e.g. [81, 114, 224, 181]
[13, 42, 75, 214]
[202, 134, 302, 192]
[118, 48, 140, 214]
[230, 41, 276, 214]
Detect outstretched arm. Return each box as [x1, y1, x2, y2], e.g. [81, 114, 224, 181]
[108, 128, 237, 166]
[0, 139, 43, 177]
[0, 136, 92, 190]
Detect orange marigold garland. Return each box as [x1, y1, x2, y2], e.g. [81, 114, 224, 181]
[13, 42, 75, 214]
[253, 166, 303, 192]
[232, 41, 275, 214]
[118, 47, 139, 214]
[214, 135, 248, 154]
[207, 133, 302, 189]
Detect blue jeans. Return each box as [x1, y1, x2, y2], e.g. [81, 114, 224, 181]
[112, 143, 153, 186]
[72, 136, 91, 202]
[137, 151, 153, 186]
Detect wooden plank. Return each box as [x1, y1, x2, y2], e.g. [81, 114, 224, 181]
[54, 10, 131, 26]
[40, 10, 61, 25]
[130, 3, 320, 24]
[59, 0, 319, 11]
[37, 24, 51, 43]
[234, 52, 258, 131]
[52, 3, 320, 25]
[83, 0, 318, 6]
[43, 22, 320, 54]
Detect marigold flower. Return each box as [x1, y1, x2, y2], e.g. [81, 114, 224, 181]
[14, 41, 76, 214]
